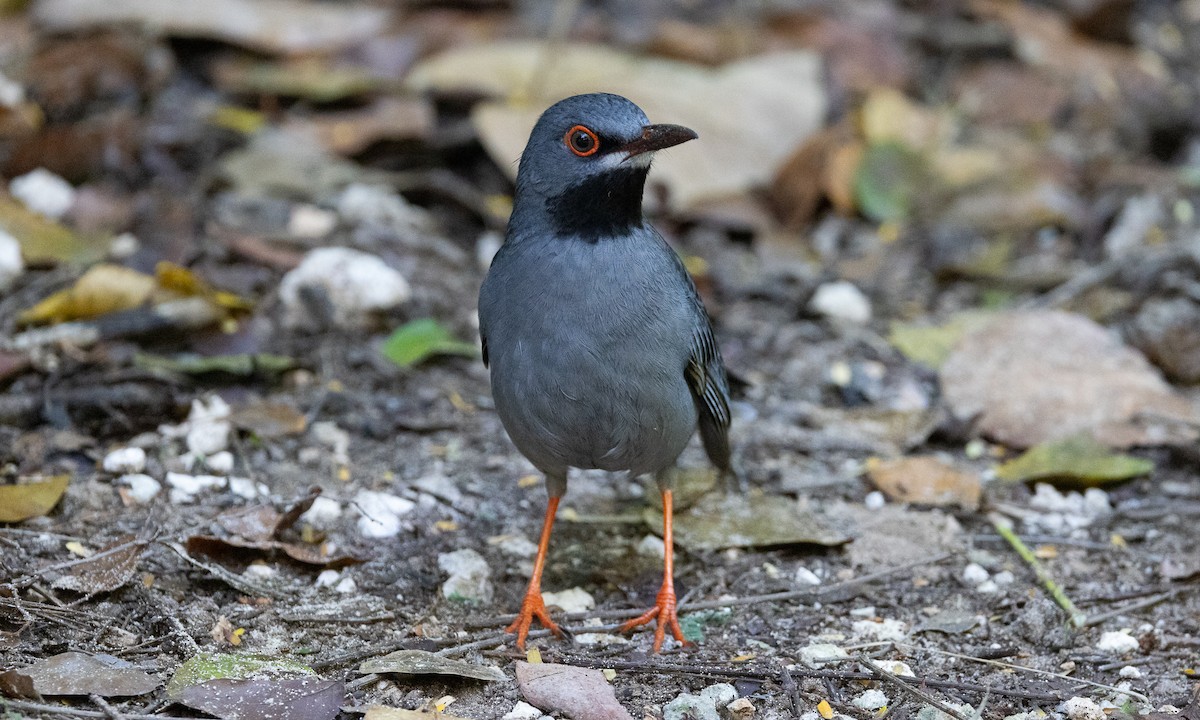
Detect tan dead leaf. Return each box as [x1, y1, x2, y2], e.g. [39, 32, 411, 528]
[769, 125, 848, 229]
[865, 456, 981, 510]
[19, 264, 156, 325]
[940, 310, 1200, 448]
[282, 97, 435, 156]
[407, 41, 826, 209]
[860, 88, 954, 150]
[0, 475, 70, 522]
[51, 536, 147, 594]
[0, 196, 105, 264]
[516, 661, 633, 720]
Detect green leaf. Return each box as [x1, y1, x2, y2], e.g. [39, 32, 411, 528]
[381, 319, 477, 368]
[995, 435, 1154, 485]
[888, 310, 997, 369]
[166, 653, 315, 699]
[854, 142, 926, 223]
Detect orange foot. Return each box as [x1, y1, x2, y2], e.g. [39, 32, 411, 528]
[506, 591, 563, 649]
[619, 586, 691, 653]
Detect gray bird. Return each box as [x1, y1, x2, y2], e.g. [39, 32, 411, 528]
[478, 93, 734, 652]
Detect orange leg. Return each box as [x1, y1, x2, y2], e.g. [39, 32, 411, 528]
[506, 495, 564, 649]
[620, 488, 690, 652]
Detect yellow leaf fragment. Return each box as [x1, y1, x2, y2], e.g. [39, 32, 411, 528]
[525, 647, 542, 664]
[65, 541, 93, 558]
[20, 264, 156, 324]
[817, 699, 834, 719]
[0, 475, 70, 522]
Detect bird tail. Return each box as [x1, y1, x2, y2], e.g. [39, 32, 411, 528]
[698, 416, 745, 494]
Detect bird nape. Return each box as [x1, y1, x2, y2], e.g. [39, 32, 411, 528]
[477, 92, 735, 653]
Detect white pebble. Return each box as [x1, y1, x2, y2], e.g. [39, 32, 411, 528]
[574, 633, 630, 646]
[315, 569, 340, 588]
[119, 474, 160, 504]
[335, 576, 357, 594]
[287, 204, 337, 238]
[961, 563, 990, 585]
[849, 606, 877, 617]
[853, 689, 889, 711]
[975, 580, 999, 594]
[103, 447, 146, 474]
[810, 280, 872, 324]
[354, 490, 415, 538]
[165, 472, 225, 503]
[278, 247, 410, 329]
[0, 72, 24, 106]
[1062, 697, 1104, 720]
[502, 702, 544, 720]
[244, 563, 277, 579]
[794, 566, 821, 586]
[0, 230, 24, 293]
[227, 476, 263, 499]
[637, 534, 666, 558]
[1118, 665, 1142, 679]
[542, 587, 595, 614]
[438, 548, 493, 603]
[311, 421, 350, 465]
[864, 490, 886, 510]
[205, 450, 235, 474]
[992, 570, 1015, 586]
[798, 642, 849, 669]
[852, 618, 908, 642]
[10, 168, 75, 219]
[1096, 630, 1140, 655]
[879, 660, 915, 677]
[299, 496, 343, 528]
[492, 534, 538, 558]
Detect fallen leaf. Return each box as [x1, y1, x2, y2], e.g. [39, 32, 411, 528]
[515, 661, 633, 720]
[211, 56, 380, 102]
[995, 435, 1153, 486]
[177, 677, 343, 720]
[662, 492, 850, 551]
[0, 196, 104, 264]
[940, 310, 1200, 448]
[364, 707, 470, 720]
[166, 653, 315, 699]
[18, 652, 160, 697]
[33, 0, 391, 55]
[0, 475, 70, 522]
[51, 536, 148, 594]
[229, 400, 308, 438]
[866, 456, 982, 509]
[915, 610, 981, 635]
[888, 311, 999, 369]
[0, 668, 41, 699]
[407, 42, 826, 209]
[359, 650, 506, 682]
[381, 318, 477, 368]
[19, 264, 156, 325]
[854, 142, 928, 222]
[283, 97, 434, 155]
[135, 353, 297, 379]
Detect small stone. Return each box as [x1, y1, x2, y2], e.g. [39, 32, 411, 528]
[637, 534, 665, 558]
[315, 570, 340, 588]
[849, 606, 877, 617]
[165, 472, 225, 503]
[992, 570, 1015, 586]
[1082, 488, 1112, 516]
[244, 563, 277, 579]
[300, 496, 343, 528]
[794, 566, 821, 586]
[961, 563, 990, 586]
[103, 447, 146, 474]
[798, 643, 849, 669]
[664, 682, 737, 720]
[109, 232, 139, 258]
[354, 490, 416, 538]
[542, 587, 595, 614]
[727, 697, 755, 719]
[852, 618, 908, 642]
[574, 633, 629, 646]
[492, 534, 538, 558]
[335, 576, 357, 594]
[278, 246, 410, 329]
[975, 580, 999, 594]
[227, 476, 263, 499]
[438, 548, 493, 603]
[287, 204, 337, 238]
[119, 474, 160, 504]
[699, 683, 737, 706]
[810, 280, 872, 324]
[864, 490, 886, 510]
[853, 689, 889, 711]
[1061, 696, 1104, 720]
[1118, 665, 1142, 679]
[10, 168, 75, 219]
[205, 450, 235, 474]
[311, 421, 350, 465]
[502, 702, 543, 720]
[1096, 630, 1139, 655]
[0, 230, 25, 293]
[878, 660, 915, 677]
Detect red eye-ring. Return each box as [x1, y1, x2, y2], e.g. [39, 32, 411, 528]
[564, 125, 600, 157]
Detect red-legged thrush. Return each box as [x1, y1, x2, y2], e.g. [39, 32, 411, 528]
[478, 93, 736, 652]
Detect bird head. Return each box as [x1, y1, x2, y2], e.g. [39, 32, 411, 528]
[510, 93, 697, 242]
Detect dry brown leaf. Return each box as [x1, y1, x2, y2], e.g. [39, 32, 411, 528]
[230, 401, 308, 439]
[865, 456, 981, 510]
[18, 651, 160, 697]
[0, 475, 70, 522]
[282, 98, 434, 155]
[407, 42, 826, 209]
[940, 310, 1200, 448]
[19, 264, 156, 325]
[51, 536, 148, 594]
[516, 661, 633, 720]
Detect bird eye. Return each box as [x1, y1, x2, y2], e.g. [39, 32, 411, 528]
[564, 125, 599, 157]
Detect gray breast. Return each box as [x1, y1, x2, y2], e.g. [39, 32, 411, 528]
[479, 231, 700, 478]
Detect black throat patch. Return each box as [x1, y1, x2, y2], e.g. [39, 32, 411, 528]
[546, 166, 649, 242]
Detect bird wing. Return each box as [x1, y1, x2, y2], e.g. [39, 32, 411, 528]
[481, 334, 489, 368]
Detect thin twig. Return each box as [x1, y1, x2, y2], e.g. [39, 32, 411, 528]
[779, 663, 803, 718]
[0, 698, 195, 720]
[990, 514, 1086, 627]
[859, 656, 967, 720]
[89, 694, 127, 720]
[1083, 588, 1186, 627]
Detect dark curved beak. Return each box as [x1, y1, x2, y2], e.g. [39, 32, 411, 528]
[620, 123, 698, 157]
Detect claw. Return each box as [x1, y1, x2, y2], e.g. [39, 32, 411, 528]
[620, 584, 690, 652]
[506, 591, 563, 649]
